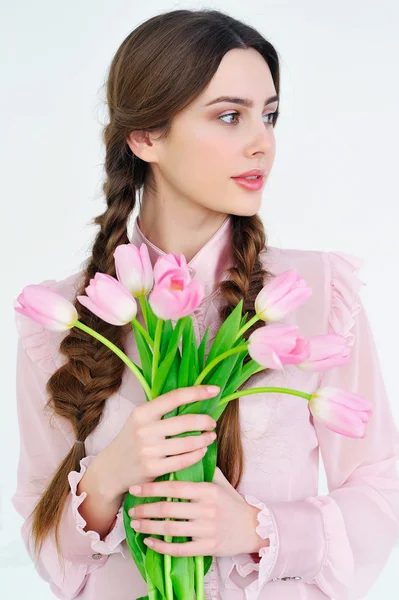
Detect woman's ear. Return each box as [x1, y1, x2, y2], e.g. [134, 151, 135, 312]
[126, 130, 159, 165]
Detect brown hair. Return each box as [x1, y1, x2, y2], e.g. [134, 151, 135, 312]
[29, 8, 280, 570]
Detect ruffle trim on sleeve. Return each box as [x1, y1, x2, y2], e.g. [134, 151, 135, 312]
[327, 251, 367, 348]
[219, 493, 278, 594]
[68, 455, 127, 558]
[305, 496, 354, 598]
[14, 279, 61, 374]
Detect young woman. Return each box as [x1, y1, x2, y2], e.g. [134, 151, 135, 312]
[12, 8, 399, 600]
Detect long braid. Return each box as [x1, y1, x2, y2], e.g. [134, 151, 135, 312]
[215, 214, 275, 488]
[30, 125, 137, 572]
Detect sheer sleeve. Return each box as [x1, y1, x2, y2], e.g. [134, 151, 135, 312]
[12, 281, 127, 599]
[216, 251, 399, 600]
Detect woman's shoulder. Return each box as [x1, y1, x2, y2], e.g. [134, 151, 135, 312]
[14, 270, 86, 373]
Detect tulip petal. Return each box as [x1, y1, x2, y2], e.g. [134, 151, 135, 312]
[14, 285, 78, 331]
[114, 242, 154, 296]
[255, 270, 312, 321]
[77, 295, 130, 326]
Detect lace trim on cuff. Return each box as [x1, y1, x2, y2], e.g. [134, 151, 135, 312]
[68, 455, 127, 558]
[220, 493, 278, 595]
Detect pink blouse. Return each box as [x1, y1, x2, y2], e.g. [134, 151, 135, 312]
[12, 214, 399, 599]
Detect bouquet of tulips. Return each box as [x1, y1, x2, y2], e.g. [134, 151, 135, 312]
[14, 242, 372, 600]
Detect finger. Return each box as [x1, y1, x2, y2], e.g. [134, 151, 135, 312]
[143, 537, 211, 557]
[212, 466, 231, 488]
[153, 413, 217, 437]
[128, 500, 205, 520]
[148, 386, 220, 421]
[131, 480, 212, 501]
[160, 446, 210, 476]
[131, 518, 207, 538]
[160, 431, 216, 457]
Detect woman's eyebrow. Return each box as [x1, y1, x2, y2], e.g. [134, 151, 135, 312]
[204, 94, 279, 108]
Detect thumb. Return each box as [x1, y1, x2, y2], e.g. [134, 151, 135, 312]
[212, 466, 232, 488]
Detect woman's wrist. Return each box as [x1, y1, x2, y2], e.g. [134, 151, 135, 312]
[247, 504, 271, 555]
[76, 453, 125, 538]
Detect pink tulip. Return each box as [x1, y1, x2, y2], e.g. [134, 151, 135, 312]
[255, 270, 312, 322]
[114, 242, 153, 297]
[149, 267, 204, 321]
[153, 252, 191, 286]
[309, 387, 373, 438]
[77, 273, 137, 325]
[248, 323, 311, 370]
[14, 285, 78, 332]
[297, 334, 351, 372]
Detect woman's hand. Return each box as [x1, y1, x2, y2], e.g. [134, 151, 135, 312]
[127, 467, 270, 557]
[97, 385, 219, 499]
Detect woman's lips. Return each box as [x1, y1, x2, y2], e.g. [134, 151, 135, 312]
[231, 175, 264, 190]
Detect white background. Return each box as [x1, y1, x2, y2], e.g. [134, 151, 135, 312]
[1, 0, 398, 598]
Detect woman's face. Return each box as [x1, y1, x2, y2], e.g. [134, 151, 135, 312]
[129, 47, 278, 219]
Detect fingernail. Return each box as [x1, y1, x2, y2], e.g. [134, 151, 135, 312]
[202, 447, 207, 454]
[206, 385, 220, 394]
[144, 538, 154, 547]
[130, 485, 142, 494]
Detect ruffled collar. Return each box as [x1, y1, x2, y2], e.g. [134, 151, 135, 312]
[130, 214, 234, 300]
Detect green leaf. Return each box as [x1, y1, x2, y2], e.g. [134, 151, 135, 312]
[240, 311, 249, 328]
[190, 324, 200, 385]
[145, 545, 166, 599]
[152, 346, 179, 399]
[170, 552, 195, 600]
[203, 555, 214, 576]
[151, 317, 187, 402]
[144, 297, 158, 341]
[132, 321, 153, 385]
[123, 500, 147, 581]
[197, 326, 210, 373]
[202, 438, 218, 483]
[205, 300, 243, 369]
[210, 357, 261, 422]
[236, 358, 263, 390]
[173, 452, 204, 482]
[177, 318, 199, 389]
[160, 350, 180, 398]
[177, 342, 246, 420]
[177, 319, 192, 389]
[223, 357, 244, 397]
[167, 318, 187, 355]
[159, 319, 174, 360]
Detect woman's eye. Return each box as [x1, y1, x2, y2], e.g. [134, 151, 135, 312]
[219, 111, 278, 126]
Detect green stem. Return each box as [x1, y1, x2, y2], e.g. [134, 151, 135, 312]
[195, 555, 205, 600]
[74, 321, 152, 399]
[146, 572, 158, 600]
[163, 472, 174, 600]
[152, 319, 164, 387]
[131, 317, 154, 348]
[138, 295, 148, 328]
[210, 386, 312, 419]
[236, 313, 261, 339]
[194, 344, 249, 386]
